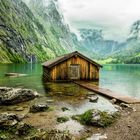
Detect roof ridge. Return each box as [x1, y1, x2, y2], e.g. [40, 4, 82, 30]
[42, 51, 102, 68]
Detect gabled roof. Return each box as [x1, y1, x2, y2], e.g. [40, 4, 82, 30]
[42, 51, 102, 68]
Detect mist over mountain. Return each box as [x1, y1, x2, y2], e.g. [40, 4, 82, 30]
[74, 19, 140, 64]
[76, 29, 119, 58]
[108, 20, 140, 64]
[0, 0, 140, 63]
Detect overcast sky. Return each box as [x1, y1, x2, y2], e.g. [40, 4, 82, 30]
[58, 0, 140, 41]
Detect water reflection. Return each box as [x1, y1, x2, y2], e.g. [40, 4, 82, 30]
[100, 64, 140, 98]
[0, 64, 140, 98]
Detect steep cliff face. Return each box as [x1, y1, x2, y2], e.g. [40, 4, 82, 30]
[27, 0, 76, 52]
[0, 0, 74, 63]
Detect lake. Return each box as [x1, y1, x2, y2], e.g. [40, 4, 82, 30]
[0, 63, 139, 135]
[0, 63, 140, 98]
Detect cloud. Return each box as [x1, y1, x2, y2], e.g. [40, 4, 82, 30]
[58, 0, 140, 41]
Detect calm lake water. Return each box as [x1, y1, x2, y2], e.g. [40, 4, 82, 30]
[0, 63, 139, 135]
[0, 63, 140, 98]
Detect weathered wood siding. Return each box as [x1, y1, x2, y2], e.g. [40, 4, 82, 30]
[43, 55, 99, 81]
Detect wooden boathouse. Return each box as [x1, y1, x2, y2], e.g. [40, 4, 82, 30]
[42, 51, 102, 81]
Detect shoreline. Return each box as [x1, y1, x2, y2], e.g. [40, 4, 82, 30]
[0, 86, 140, 139]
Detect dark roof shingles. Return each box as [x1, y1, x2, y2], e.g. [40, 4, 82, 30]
[42, 51, 102, 68]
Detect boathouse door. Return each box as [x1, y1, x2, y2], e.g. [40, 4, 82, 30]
[69, 64, 80, 80]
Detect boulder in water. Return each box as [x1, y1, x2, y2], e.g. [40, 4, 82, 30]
[0, 87, 38, 105]
[30, 103, 49, 113]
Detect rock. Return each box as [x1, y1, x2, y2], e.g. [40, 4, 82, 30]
[66, 93, 74, 96]
[74, 109, 119, 127]
[127, 125, 131, 128]
[61, 107, 69, 112]
[28, 129, 73, 140]
[15, 107, 24, 111]
[0, 114, 72, 139]
[110, 98, 117, 104]
[120, 103, 131, 108]
[114, 104, 122, 111]
[57, 116, 69, 123]
[47, 130, 72, 140]
[5, 73, 27, 77]
[0, 87, 12, 94]
[87, 133, 107, 140]
[46, 99, 54, 103]
[0, 87, 38, 105]
[79, 97, 85, 100]
[90, 111, 102, 126]
[17, 122, 33, 135]
[30, 103, 49, 113]
[88, 95, 98, 102]
[23, 105, 29, 108]
[88, 92, 96, 96]
[0, 113, 20, 128]
[132, 107, 136, 112]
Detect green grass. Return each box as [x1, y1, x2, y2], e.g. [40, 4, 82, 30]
[72, 109, 120, 127]
[57, 116, 69, 123]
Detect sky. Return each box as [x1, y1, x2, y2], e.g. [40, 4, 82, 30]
[58, 0, 140, 41]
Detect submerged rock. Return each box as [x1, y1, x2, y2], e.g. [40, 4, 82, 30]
[30, 103, 49, 113]
[88, 95, 98, 103]
[120, 103, 135, 111]
[17, 122, 33, 135]
[87, 133, 107, 140]
[88, 92, 96, 96]
[0, 87, 38, 105]
[46, 99, 54, 103]
[110, 98, 117, 104]
[5, 73, 27, 77]
[15, 107, 24, 111]
[120, 103, 131, 108]
[61, 107, 69, 112]
[114, 104, 122, 111]
[0, 113, 20, 128]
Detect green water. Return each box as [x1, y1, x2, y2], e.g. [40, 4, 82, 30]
[0, 63, 140, 98]
[100, 64, 140, 98]
[1, 63, 139, 134]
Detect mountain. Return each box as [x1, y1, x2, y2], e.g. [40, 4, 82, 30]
[76, 29, 120, 58]
[76, 23, 140, 64]
[0, 0, 139, 64]
[0, 0, 75, 63]
[105, 20, 140, 64]
[27, 0, 76, 52]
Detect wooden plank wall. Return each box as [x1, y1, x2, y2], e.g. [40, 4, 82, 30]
[43, 66, 50, 81]
[46, 56, 99, 81]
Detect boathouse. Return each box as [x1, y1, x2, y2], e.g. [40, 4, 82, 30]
[42, 51, 102, 81]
